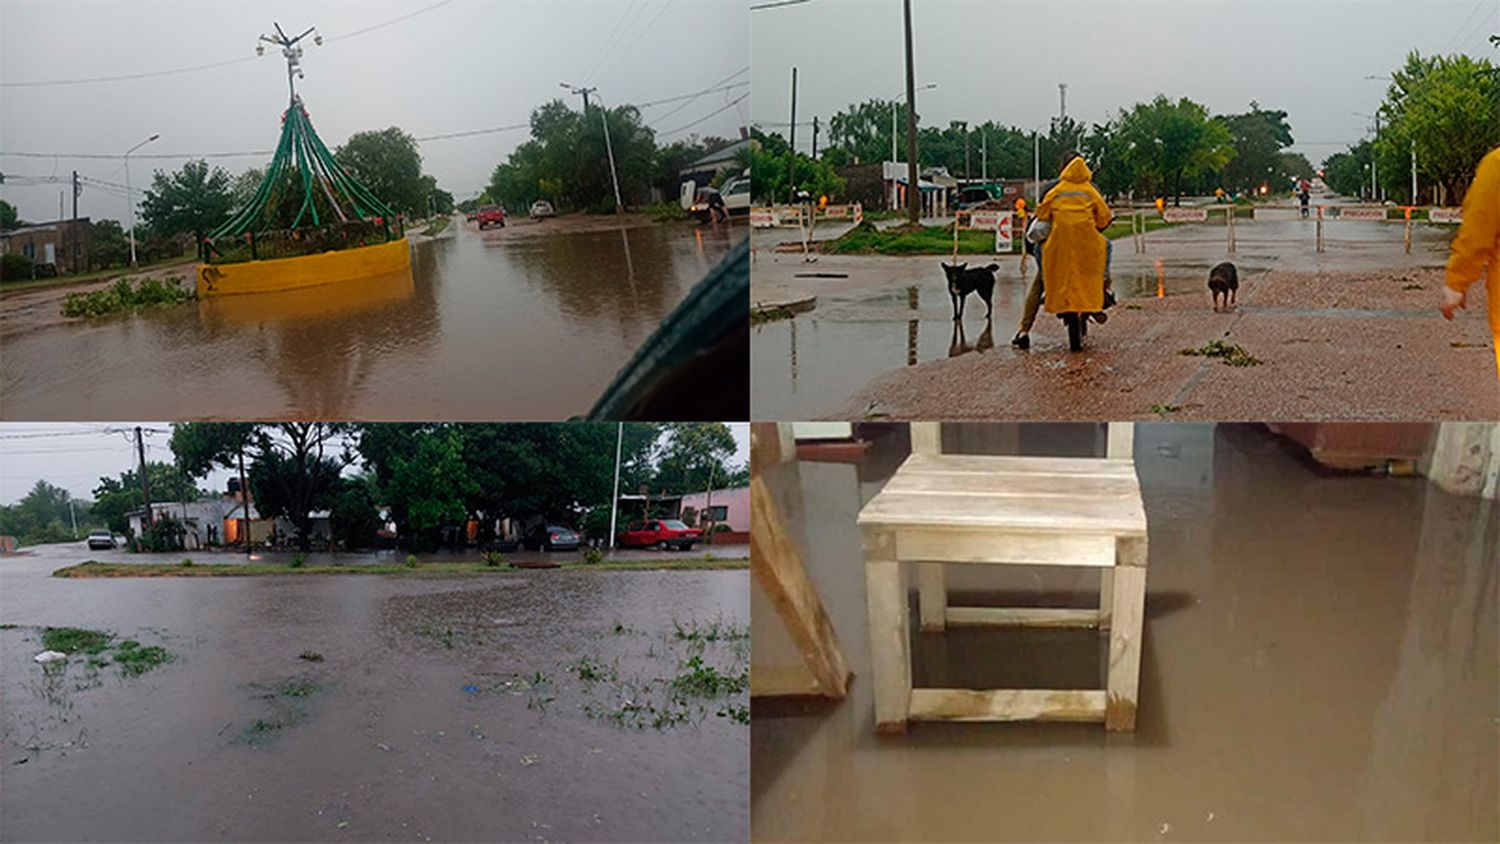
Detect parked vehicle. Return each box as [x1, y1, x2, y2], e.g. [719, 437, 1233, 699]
[616, 519, 702, 551]
[529, 200, 555, 220]
[475, 204, 506, 229]
[680, 171, 751, 222]
[86, 530, 116, 550]
[465, 210, 478, 222]
[522, 524, 580, 552]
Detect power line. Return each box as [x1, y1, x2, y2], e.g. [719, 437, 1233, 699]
[1442, 0, 1491, 54]
[590, 0, 676, 87]
[1, 0, 460, 88]
[578, 0, 645, 85]
[645, 74, 749, 127]
[658, 92, 749, 138]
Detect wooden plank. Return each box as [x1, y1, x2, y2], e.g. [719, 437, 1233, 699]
[908, 688, 1107, 723]
[945, 606, 1102, 628]
[750, 663, 822, 698]
[750, 475, 850, 699]
[1106, 564, 1147, 731]
[1106, 422, 1135, 461]
[901, 453, 1137, 477]
[1099, 568, 1114, 632]
[865, 552, 911, 734]
[860, 490, 1147, 535]
[917, 563, 946, 632]
[1116, 534, 1149, 568]
[910, 422, 943, 455]
[749, 422, 794, 475]
[895, 528, 1117, 567]
[881, 471, 1141, 498]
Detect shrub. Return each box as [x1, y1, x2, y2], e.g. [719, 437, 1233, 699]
[482, 550, 507, 568]
[0, 253, 35, 282]
[289, 553, 306, 569]
[405, 554, 419, 568]
[581, 547, 605, 566]
[61, 275, 193, 319]
[180, 558, 194, 567]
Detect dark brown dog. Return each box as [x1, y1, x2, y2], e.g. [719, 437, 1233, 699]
[1209, 261, 1239, 312]
[941, 262, 999, 320]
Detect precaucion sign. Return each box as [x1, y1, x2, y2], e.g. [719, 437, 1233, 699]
[1339, 207, 1387, 220]
[1428, 207, 1463, 224]
[1161, 207, 1209, 223]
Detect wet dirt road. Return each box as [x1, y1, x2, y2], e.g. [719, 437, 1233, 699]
[751, 423, 1498, 842]
[0, 219, 740, 420]
[750, 220, 1495, 419]
[1, 545, 749, 841]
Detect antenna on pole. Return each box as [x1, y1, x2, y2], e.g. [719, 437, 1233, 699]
[257, 22, 320, 104]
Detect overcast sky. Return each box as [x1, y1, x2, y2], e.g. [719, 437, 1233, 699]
[0, 423, 751, 506]
[1, 0, 748, 224]
[751, 0, 1497, 166]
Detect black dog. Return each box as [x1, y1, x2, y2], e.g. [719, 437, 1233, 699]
[1208, 261, 1238, 312]
[941, 262, 999, 320]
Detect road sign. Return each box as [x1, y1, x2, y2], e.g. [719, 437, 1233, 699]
[1339, 207, 1386, 220]
[750, 207, 774, 228]
[1428, 207, 1463, 224]
[1161, 207, 1208, 223]
[969, 210, 1002, 230]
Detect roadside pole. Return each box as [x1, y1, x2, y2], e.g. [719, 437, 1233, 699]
[789, 67, 798, 206]
[598, 100, 624, 215]
[136, 426, 153, 528]
[608, 423, 623, 556]
[239, 448, 251, 558]
[703, 461, 716, 548]
[902, 0, 920, 226]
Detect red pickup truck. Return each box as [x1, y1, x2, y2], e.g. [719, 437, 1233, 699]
[616, 519, 702, 551]
[475, 204, 506, 230]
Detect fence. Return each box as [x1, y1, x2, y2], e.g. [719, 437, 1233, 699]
[205, 217, 406, 265]
[1114, 204, 1464, 255]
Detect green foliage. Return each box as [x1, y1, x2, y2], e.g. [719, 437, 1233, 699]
[648, 201, 690, 222]
[88, 219, 130, 270]
[140, 159, 235, 245]
[405, 554, 419, 568]
[1373, 52, 1500, 203]
[828, 97, 905, 166]
[335, 127, 429, 217]
[1180, 340, 1263, 366]
[581, 547, 605, 566]
[289, 553, 306, 568]
[0, 479, 93, 546]
[329, 474, 382, 550]
[90, 461, 201, 535]
[482, 550, 508, 568]
[245, 425, 352, 552]
[1113, 95, 1234, 204]
[0, 198, 22, 231]
[652, 423, 742, 496]
[488, 101, 658, 213]
[1218, 102, 1297, 193]
[137, 514, 186, 552]
[379, 428, 475, 550]
[827, 221, 1000, 255]
[1323, 141, 1373, 198]
[748, 128, 845, 204]
[0, 252, 36, 282]
[42, 626, 112, 655]
[60, 276, 193, 318]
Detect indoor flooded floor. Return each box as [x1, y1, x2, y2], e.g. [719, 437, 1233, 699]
[0, 222, 740, 420]
[751, 423, 1497, 842]
[1, 562, 749, 842]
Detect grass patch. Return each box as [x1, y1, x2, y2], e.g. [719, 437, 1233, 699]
[569, 655, 616, 683]
[1179, 339, 1262, 366]
[648, 201, 690, 222]
[299, 650, 324, 662]
[279, 679, 319, 698]
[113, 640, 173, 676]
[420, 217, 451, 237]
[826, 222, 1003, 256]
[60, 275, 194, 318]
[54, 557, 749, 578]
[717, 703, 750, 724]
[669, 655, 749, 698]
[41, 626, 112, 655]
[1150, 403, 1181, 416]
[672, 617, 749, 643]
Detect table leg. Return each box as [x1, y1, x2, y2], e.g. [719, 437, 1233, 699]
[1106, 539, 1146, 731]
[864, 528, 911, 734]
[917, 563, 946, 632]
[1098, 568, 1114, 633]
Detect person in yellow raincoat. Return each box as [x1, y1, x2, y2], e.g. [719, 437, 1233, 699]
[1036, 155, 1113, 320]
[1442, 146, 1500, 382]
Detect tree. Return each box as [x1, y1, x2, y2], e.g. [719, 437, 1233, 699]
[1114, 95, 1234, 204]
[747, 129, 845, 204]
[0, 199, 22, 231]
[1218, 102, 1296, 193]
[329, 474, 382, 549]
[1374, 51, 1499, 203]
[231, 167, 265, 208]
[89, 220, 130, 269]
[651, 423, 739, 494]
[139, 158, 235, 246]
[0, 480, 88, 545]
[828, 98, 904, 165]
[1322, 142, 1374, 198]
[335, 127, 428, 216]
[377, 428, 475, 549]
[91, 463, 202, 535]
[488, 101, 658, 212]
[172, 423, 351, 552]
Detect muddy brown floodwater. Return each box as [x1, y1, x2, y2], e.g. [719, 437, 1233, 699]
[1, 548, 749, 842]
[751, 422, 1497, 842]
[0, 221, 740, 420]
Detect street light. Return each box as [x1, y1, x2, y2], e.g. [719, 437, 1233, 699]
[1354, 110, 1382, 201]
[124, 133, 159, 268]
[561, 82, 622, 214]
[889, 82, 937, 163]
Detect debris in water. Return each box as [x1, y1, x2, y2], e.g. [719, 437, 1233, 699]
[462, 684, 482, 694]
[1159, 821, 1171, 835]
[336, 821, 348, 829]
[33, 650, 67, 663]
[519, 754, 539, 766]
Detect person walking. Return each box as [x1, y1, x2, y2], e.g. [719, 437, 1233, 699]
[1441, 146, 1500, 382]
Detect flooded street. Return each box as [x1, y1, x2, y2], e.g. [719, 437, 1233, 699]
[751, 423, 1497, 841]
[751, 220, 1467, 419]
[0, 220, 741, 420]
[1, 545, 749, 841]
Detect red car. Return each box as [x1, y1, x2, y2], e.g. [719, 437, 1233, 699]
[475, 204, 506, 230]
[616, 519, 702, 551]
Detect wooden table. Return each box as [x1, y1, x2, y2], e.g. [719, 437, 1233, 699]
[857, 452, 1149, 732]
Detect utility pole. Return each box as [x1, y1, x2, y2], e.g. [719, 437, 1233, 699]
[71, 170, 79, 274]
[608, 422, 623, 555]
[135, 426, 154, 528]
[811, 115, 820, 161]
[68, 496, 78, 538]
[903, 0, 921, 225]
[703, 460, 717, 547]
[238, 447, 251, 556]
[788, 67, 798, 205]
[1410, 139, 1417, 204]
[981, 130, 987, 181]
[1033, 130, 1041, 204]
[561, 83, 622, 213]
[1059, 83, 1068, 122]
[963, 123, 971, 181]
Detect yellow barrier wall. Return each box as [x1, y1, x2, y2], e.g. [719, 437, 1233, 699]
[197, 237, 411, 297]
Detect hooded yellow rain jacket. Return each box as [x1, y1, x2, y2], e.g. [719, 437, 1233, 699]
[1038, 157, 1113, 314]
[1444, 146, 1500, 381]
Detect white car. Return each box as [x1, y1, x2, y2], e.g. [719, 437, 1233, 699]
[680, 172, 751, 222]
[86, 530, 116, 550]
[529, 200, 555, 220]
